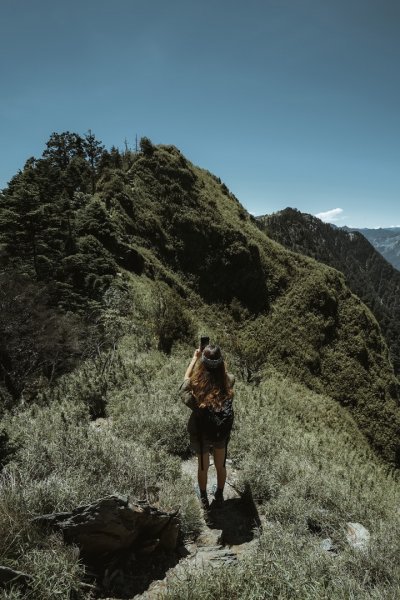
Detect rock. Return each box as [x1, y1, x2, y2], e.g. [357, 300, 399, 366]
[202, 546, 238, 565]
[33, 495, 180, 558]
[0, 566, 32, 591]
[90, 417, 113, 432]
[346, 522, 370, 550]
[197, 528, 223, 546]
[320, 538, 336, 553]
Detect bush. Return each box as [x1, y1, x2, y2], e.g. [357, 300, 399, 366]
[3, 397, 180, 515]
[151, 281, 195, 354]
[139, 136, 155, 157]
[0, 428, 15, 472]
[19, 534, 88, 600]
[109, 350, 190, 456]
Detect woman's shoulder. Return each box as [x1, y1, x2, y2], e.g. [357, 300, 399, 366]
[179, 378, 197, 410]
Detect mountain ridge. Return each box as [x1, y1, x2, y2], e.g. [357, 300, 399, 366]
[257, 207, 400, 377]
[344, 226, 400, 270]
[1, 135, 400, 597]
[1, 136, 399, 465]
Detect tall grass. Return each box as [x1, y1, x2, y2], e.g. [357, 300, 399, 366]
[162, 370, 400, 599]
[163, 523, 400, 599]
[0, 275, 399, 598]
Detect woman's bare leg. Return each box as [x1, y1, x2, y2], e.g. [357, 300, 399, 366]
[213, 447, 227, 490]
[197, 452, 210, 491]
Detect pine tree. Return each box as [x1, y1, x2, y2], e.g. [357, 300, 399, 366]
[43, 131, 85, 170]
[0, 166, 54, 278]
[84, 130, 105, 193]
[139, 136, 155, 157]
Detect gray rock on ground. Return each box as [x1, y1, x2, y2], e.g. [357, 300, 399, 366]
[33, 494, 180, 558]
[346, 522, 370, 550]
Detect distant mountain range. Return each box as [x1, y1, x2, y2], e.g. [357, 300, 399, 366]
[257, 208, 400, 375]
[343, 227, 400, 271]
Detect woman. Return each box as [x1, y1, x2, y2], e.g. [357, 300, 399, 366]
[180, 344, 235, 510]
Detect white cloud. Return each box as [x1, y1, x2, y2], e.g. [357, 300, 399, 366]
[315, 208, 344, 223]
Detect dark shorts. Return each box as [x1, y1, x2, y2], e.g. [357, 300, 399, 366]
[189, 434, 227, 454]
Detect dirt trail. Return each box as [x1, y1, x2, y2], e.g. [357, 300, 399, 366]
[133, 457, 261, 599]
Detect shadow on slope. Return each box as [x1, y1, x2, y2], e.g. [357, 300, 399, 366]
[207, 483, 261, 545]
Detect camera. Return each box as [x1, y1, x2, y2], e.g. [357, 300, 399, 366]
[200, 336, 210, 350]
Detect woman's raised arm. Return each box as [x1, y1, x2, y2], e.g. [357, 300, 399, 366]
[184, 348, 201, 380]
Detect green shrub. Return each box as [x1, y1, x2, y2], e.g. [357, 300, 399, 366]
[158, 475, 203, 540]
[0, 428, 15, 471]
[3, 396, 180, 514]
[151, 281, 195, 354]
[109, 350, 190, 456]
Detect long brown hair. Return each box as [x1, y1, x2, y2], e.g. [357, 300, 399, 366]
[189, 345, 233, 409]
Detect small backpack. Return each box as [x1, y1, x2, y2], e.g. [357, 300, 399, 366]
[195, 399, 234, 441]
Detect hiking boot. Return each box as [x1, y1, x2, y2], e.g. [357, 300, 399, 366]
[197, 488, 210, 511]
[200, 494, 210, 511]
[213, 487, 224, 507]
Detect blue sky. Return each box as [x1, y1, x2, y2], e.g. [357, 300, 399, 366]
[1, 0, 399, 227]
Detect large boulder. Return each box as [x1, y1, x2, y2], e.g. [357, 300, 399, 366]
[33, 495, 180, 558]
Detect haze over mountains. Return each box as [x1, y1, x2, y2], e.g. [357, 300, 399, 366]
[345, 227, 400, 271]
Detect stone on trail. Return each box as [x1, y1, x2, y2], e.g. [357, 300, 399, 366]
[320, 537, 337, 553]
[346, 522, 370, 550]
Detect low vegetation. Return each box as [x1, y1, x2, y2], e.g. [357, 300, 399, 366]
[0, 136, 399, 597]
[0, 273, 399, 598]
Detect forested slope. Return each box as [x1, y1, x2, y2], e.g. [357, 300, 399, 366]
[257, 208, 400, 375]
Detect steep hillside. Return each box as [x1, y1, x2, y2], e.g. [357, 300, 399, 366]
[118, 146, 400, 464]
[257, 208, 400, 374]
[349, 227, 400, 271]
[1, 135, 399, 466]
[1, 274, 399, 598]
[112, 142, 270, 313]
[1, 135, 400, 598]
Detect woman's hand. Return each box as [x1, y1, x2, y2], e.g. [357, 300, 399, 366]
[193, 348, 201, 359]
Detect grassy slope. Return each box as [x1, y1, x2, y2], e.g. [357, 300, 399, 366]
[97, 145, 399, 465]
[1, 272, 399, 599]
[1, 142, 400, 597]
